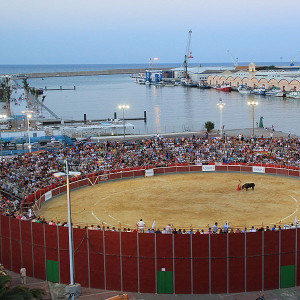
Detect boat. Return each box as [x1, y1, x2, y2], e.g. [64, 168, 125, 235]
[137, 78, 146, 84]
[181, 78, 198, 87]
[286, 91, 300, 99]
[45, 119, 135, 138]
[164, 83, 175, 87]
[237, 85, 251, 94]
[265, 87, 284, 97]
[251, 87, 266, 95]
[198, 82, 211, 89]
[216, 84, 231, 92]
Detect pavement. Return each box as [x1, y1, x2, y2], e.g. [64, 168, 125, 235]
[6, 269, 300, 300]
[88, 127, 298, 143]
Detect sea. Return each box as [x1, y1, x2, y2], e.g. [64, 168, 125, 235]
[1, 63, 300, 136]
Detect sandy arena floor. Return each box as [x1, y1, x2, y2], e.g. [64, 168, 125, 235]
[38, 173, 300, 230]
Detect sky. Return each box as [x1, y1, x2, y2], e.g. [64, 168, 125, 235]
[1, 0, 300, 64]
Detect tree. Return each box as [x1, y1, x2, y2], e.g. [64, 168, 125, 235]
[0, 273, 45, 300]
[22, 79, 30, 92]
[205, 121, 215, 132]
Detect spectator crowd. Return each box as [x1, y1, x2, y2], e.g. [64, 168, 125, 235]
[0, 134, 299, 232]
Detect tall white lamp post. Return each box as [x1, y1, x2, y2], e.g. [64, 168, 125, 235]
[53, 161, 81, 300]
[22, 110, 34, 153]
[217, 99, 226, 137]
[247, 101, 258, 137]
[118, 105, 130, 140]
[0, 114, 7, 161]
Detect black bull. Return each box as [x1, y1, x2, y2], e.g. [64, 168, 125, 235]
[242, 183, 255, 191]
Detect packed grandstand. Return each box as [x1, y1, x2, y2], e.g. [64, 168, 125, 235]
[1, 134, 299, 232]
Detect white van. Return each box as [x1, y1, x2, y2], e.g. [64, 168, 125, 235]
[0, 124, 11, 130]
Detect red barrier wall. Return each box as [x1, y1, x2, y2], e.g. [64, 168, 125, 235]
[192, 234, 209, 293]
[174, 234, 191, 294]
[190, 165, 202, 172]
[88, 229, 105, 289]
[105, 231, 121, 291]
[265, 168, 277, 174]
[138, 233, 156, 293]
[121, 232, 138, 292]
[229, 233, 245, 293]
[264, 231, 279, 290]
[228, 165, 241, 172]
[164, 167, 176, 174]
[211, 234, 227, 293]
[1, 216, 11, 270]
[32, 222, 46, 280]
[45, 225, 58, 262]
[58, 226, 70, 284]
[297, 229, 300, 286]
[73, 228, 89, 287]
[21, 220, 33, 277]
[10, 218, 21, 273]
[2, 217, 300, 295]
[215, 165, 227, 171]
[156, 233, 173, 273]
[246, 232, 262, 291]
[281, 229, 295, 267]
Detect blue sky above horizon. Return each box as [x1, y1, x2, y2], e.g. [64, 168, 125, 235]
[1, 0, 300, 65]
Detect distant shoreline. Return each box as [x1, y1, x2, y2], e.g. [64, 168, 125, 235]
[19, 67, 174, 78]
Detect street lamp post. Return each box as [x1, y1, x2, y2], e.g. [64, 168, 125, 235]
[22, 110, 34, 153]
[247, 101, 258, 137]
[0, 114, 7, 161]
[118, 105, 130, 140]
[53, 161, 81, 300]
[217, 99, 226, 137]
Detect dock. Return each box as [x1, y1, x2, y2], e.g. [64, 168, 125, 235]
[38, 111, 147, 125]
[44, 86, 76, 91]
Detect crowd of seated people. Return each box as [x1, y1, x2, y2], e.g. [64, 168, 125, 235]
[0, 135, 299, 201]
[0, 135, 299, 233]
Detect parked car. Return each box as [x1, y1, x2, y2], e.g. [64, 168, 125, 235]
[51, 140, 62, 147]
[8, 142, 17, 150]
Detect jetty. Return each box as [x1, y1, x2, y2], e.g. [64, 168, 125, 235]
[37, 111, 147, 125]
[11, 68, 173, 79]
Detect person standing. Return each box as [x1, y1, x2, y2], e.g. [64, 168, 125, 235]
[20, 266, 26, 285]
[213, 222, 218, 234]
[137, 219, 145, 233]
[237, 179, 242, 191]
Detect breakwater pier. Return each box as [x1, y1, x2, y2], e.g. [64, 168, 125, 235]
[12, 68, 172, 79]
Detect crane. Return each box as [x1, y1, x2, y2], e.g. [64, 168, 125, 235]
[183, 30, 193, 80]
[290, 50, 300, 66]
[227, 50, 238, 67]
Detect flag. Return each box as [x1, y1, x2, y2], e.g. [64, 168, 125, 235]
[152, 220, 155, 229]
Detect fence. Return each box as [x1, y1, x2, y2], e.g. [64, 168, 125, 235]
[1, 164, 299, 294]
[1, 215, 300, 294]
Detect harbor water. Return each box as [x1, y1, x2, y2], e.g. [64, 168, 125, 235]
[3, 63, 299, 136]
[24, 75, 300, 136]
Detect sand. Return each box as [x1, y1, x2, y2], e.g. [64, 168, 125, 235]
[38, 173, 300, 230]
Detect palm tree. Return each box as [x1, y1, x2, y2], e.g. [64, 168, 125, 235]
[0, 273, 45, 300]
[22, 78, 30, 93]
[0, 77, 11, 114]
